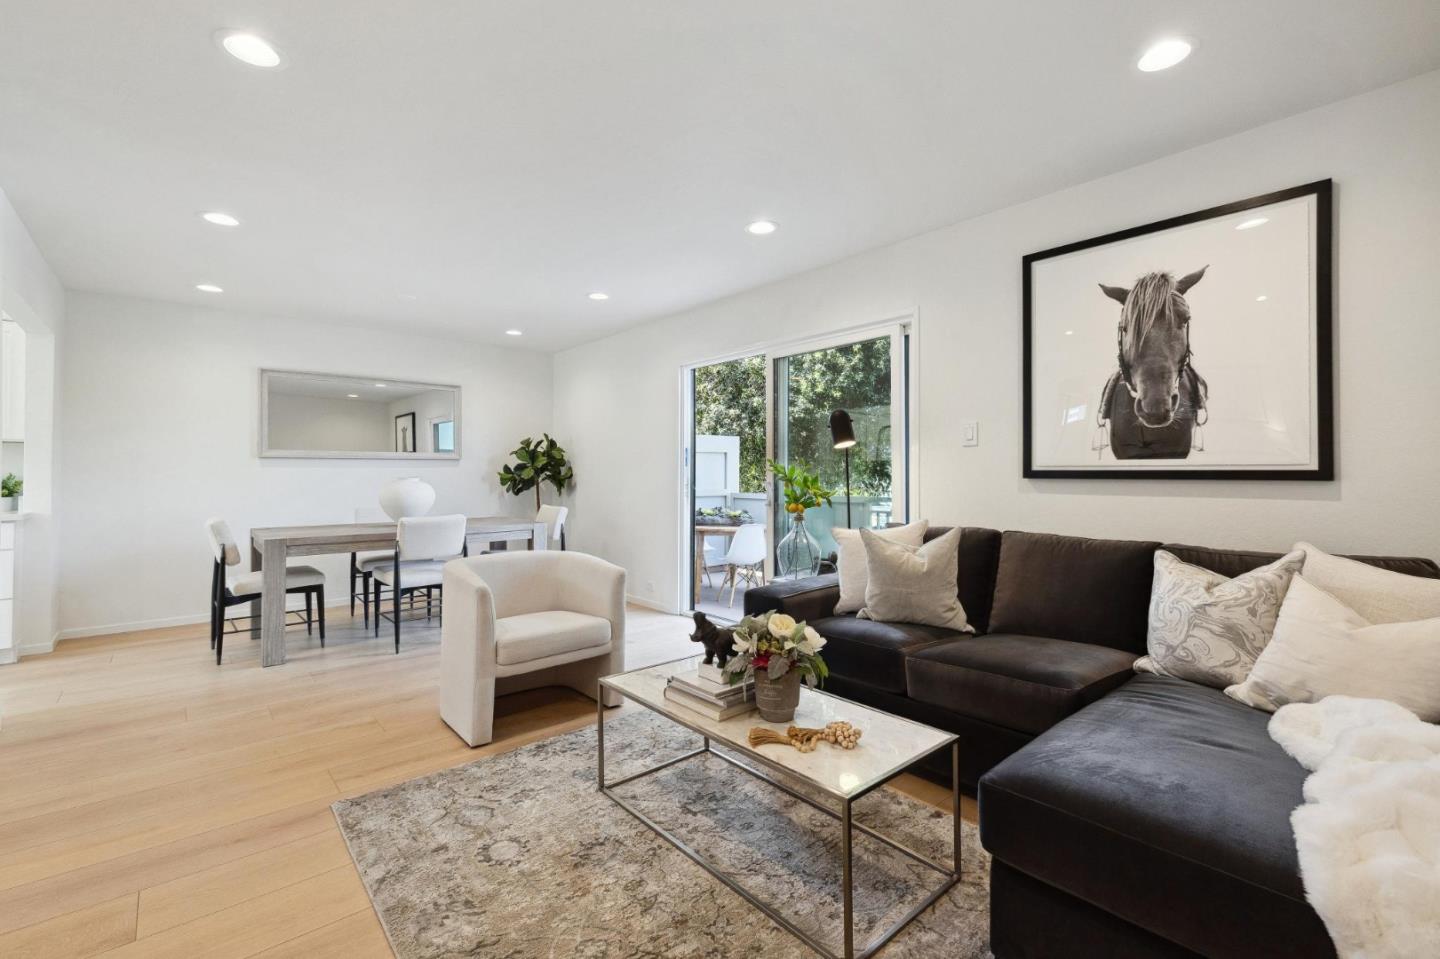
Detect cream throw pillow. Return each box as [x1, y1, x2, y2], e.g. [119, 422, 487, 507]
[1225, 576, 1440, 721]
[857, 526, 972, 632]
[833, 520, 928, 614]
[1295, 541, 1440, 623]
[1135, 549, 1304, 689]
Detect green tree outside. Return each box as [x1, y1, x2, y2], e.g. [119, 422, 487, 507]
[693, 337, 892, 499]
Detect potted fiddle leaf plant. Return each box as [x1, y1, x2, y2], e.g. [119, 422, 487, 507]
[498, 434, 574, 512]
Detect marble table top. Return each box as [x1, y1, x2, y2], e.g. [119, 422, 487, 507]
[602, 656, 956, 799]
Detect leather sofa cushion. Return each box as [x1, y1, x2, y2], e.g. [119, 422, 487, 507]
[495, 610, 611, 666]
[1164, 542, 1440, 581]
[988, 531, 1160, 652]
[919, 526, 1002, 633]
[743, 573, 840, 622]
[980, 675, 1333, 958]
[806, 615, 964, 695]
[906, 634, 1135, 735]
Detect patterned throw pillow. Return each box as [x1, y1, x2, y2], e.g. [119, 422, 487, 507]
[1135, 549, 1304, 689]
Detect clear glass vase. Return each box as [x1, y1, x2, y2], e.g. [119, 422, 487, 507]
[777, 514, 821, 578]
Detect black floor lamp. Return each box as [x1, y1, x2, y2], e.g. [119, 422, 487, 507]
[829, 409, 856, 528]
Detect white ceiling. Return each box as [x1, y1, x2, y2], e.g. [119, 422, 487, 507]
[2, 2, 1439, 351]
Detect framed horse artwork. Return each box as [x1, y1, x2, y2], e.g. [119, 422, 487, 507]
[1022, 179, 1332, 480]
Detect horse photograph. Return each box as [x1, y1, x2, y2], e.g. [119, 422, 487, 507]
[1022, 180, 1332, 480]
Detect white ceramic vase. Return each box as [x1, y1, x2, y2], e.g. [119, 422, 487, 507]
[379, 477, 436, 521]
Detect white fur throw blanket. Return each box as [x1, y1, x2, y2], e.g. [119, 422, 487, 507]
[1269, 697, 1440, 959]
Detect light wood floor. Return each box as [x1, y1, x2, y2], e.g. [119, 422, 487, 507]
[0, 604, 972, 958]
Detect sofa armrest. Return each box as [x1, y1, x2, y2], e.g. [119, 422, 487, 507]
[743, 573, 841, 622]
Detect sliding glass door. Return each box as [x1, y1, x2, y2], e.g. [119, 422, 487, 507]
[771, 327, 908, 577]
[682, 321, 911, 616]
[686, 355, 768, 621]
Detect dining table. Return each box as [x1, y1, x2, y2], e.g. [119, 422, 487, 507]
[248, 516, 546, 667]
[692, 523, 741, 605]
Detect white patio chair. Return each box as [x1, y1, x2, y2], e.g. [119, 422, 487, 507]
[721, 523, 766, 606]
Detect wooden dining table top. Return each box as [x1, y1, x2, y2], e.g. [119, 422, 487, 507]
[250, 516, 541, 547]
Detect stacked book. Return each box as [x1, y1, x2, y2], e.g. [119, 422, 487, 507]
[664, 665, 754, 721]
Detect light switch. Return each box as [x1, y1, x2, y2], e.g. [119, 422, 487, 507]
[961, 421, 979, 447]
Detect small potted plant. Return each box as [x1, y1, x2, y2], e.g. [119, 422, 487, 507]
[0, 473, 21, 512]
[723, 610, 829, 722]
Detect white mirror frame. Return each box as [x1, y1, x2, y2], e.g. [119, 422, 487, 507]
[258, 368, 462, 460]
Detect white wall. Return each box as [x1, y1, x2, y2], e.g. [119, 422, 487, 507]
[554, 71, 1440, 612]
[58, 292, 553, 637]
[0, 187, 64, 657]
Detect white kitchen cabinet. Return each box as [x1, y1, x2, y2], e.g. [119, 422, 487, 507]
[1, 320, 24, 442]
[0, 516, 17, 664]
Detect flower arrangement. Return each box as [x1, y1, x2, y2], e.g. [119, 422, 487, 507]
[723, 611, 829, 688]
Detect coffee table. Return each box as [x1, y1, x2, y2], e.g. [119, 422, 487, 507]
[598, 656, 960, 959]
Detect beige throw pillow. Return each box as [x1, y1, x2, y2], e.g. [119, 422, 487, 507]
[857, 526, 972, 632]
[833, 520, 929, 614]
[1135, 549, 1303, 689]
[1294, 541, 1440, 624]
[1225, 576, 1440, 721]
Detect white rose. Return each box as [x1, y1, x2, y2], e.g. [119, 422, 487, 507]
[767, 613, 797, 639]
[798, 626, 827, 655]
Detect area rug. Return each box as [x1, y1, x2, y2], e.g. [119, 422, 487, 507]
[333, 709, 991, 957]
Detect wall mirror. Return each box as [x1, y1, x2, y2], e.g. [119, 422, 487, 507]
[260, 369, 460, 459]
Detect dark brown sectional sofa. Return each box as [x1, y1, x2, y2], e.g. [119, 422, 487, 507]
[744, 526, 1440, 959]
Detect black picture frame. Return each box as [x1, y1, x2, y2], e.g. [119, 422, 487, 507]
[394, 412, 417, 453]
[1022, 179, 1333, 480]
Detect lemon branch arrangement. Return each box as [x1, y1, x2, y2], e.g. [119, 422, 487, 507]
[769, 459, 836, 519]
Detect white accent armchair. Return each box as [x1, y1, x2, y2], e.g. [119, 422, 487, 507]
[439, 551, 625, 747]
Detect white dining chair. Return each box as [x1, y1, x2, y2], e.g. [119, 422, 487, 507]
[371, 514, 468, 653]
[536, 504, 568, 550]
[350, 506, 395, 627]
[721, 523, 767, 606]
[206, 518, 326, 665]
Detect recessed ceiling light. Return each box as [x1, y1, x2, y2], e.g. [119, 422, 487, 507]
[1236, 217, 1269, 231]
[505, 329, 523, 336]
[1256, 295, 1268, 302]
[346, 394, 359, 399]
[200, 211, 240, 227]
[373, 383, 387, 388]
[1137, 38, 1192, 72]
[217, 31, 284, 69]
[746, 220, 777, 236]
[587, 292, 609, 301]
[1064, 330, 1074, 336]
[195, 283, 223, 293]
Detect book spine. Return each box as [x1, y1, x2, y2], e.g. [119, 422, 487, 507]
[669, 680, 752, 707]
[663, 687, 726, 721]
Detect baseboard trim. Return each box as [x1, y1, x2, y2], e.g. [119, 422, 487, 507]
[0, 646, 17, 665]
[625, 594, 676, 614]
[56, 599, 359, 644]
